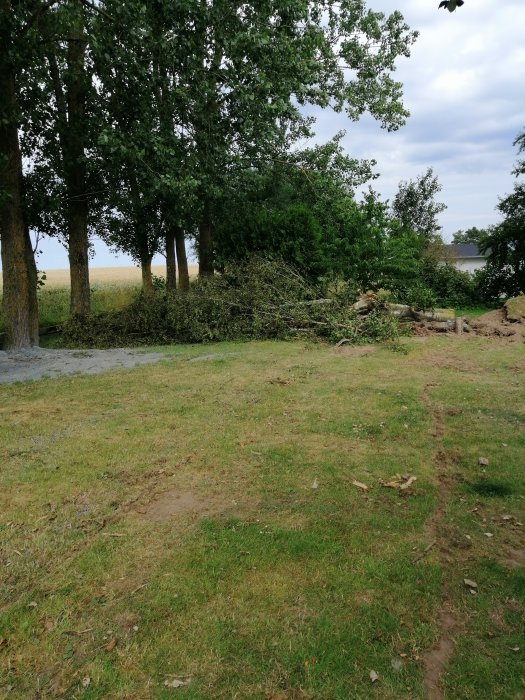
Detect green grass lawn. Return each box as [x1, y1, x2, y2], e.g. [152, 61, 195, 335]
[0, 337, 523, 699]
[454, 305, 499, 320]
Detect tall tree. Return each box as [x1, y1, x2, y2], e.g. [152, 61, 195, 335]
[479, 128, 525, 297]
[187, 0, 418, 275]
[392, 167, 447, 241]
[0, 0, 46, 350]
[92, 0, 197, 292]
[58, 1, 91, 316]
[452, 227, 488, 246]
[92, 0, 417, 280]
[22, 0, 97, 318]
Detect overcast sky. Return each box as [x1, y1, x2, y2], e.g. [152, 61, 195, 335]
[26, 0, 525, 268]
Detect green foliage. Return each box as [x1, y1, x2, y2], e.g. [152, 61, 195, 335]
[401, 283, 437, 311]
[451, 226, 488, 245]
[89, 0, 418, 272]
[2, 0, 419, 348]
[63, 258, 400, 348]
[387, 254, 480, 310]
[474, 256, 521, 302]
[419, 257, 479, 307]
[215, 161, 425, 294]
[474, 128, 525, 300]
[215, 169, 481, 311]
[215, 204, 327, 278]
[391, 167, 447, 240]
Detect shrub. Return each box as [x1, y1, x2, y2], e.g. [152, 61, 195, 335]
[390, 258, 480, 310]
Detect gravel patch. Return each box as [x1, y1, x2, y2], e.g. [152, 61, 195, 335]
[0, 347, 167, 384]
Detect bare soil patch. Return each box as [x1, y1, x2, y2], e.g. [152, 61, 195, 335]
[498, 547, 525, 570]
[423, 609, 460, 700]
[473, 309, 525, 341]
[0, 347, 167, 384]
[422, 355, 481, 374]
[138, 489, 231, 521]
[508, 358, 525, 372]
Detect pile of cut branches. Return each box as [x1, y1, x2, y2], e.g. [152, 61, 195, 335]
[64, 258, 401, 348]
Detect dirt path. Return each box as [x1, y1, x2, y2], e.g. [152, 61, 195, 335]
[419, 383, 463, 700]
[0, 347, 167, 384]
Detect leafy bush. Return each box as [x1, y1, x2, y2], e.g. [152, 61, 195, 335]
[401, 283, 437, 311]
[389, 257, 480, 309]
[215, 204, 327, 279]
[474, 263, 519, 303]
[63, 258, 401, 348]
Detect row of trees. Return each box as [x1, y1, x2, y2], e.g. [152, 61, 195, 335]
[0, 0, 418, 350]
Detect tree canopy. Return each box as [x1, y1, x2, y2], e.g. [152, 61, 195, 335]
[478, 128, 525, 298]
[391, 167, 447, 241]
[1, 0, 421, 348]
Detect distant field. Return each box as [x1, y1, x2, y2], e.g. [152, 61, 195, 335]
[0, 264, 199, 289]
[0, 265, 200, 333]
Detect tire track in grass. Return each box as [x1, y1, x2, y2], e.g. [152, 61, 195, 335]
[419, 382, 464, 700]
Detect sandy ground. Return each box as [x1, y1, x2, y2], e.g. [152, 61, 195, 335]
[0, 347, 167, 384]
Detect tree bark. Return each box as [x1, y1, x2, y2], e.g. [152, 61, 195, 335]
[141, 256, 154, 296]
[198, 201, 214, 277]
[68, 202, 90, 316]
[65, 6, 90, 317]
[165, 228, 177, 293]
[0, 3, 39, 350]
[175, 225, 190, 292]
[26, 225, 40, 345]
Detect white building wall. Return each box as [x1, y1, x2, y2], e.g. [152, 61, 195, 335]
[453, 257, 487, 274]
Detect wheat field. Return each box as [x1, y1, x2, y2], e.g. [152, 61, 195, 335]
[0, 264, 199, 289]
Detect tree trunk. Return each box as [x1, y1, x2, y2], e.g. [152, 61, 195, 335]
[175, 225, 190, 292]
[141, 256, 154, 296]
[65, 6, 90, 317]
[198, 201, 214, 277]
[0, 6, 39, 350]
[68, 208, 90, 316]
[165, 228, 177, 293]
[26, 225, 40, 345]
[0, 196, 39, 350]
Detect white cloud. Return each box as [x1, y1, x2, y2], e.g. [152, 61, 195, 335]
[310, 0, 525, 239]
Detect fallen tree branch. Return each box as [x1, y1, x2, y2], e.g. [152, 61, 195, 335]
[413, 540, 436, 563]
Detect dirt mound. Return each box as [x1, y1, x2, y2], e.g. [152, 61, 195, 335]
[472, 309, 525, 342]
[504, 294, 525, 322]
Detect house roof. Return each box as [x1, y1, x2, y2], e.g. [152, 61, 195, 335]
[444, 243, 487, 258]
